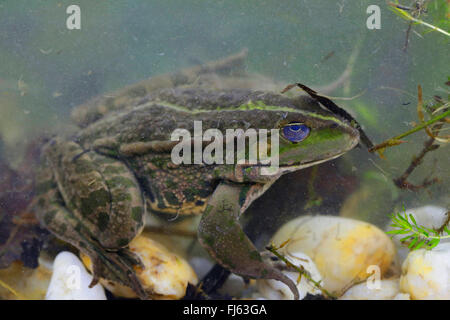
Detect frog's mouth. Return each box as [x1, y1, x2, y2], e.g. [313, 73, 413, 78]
[277, 152, 346, 172]
[239, 152, 346, 178]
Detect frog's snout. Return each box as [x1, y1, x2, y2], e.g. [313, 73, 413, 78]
[339, 122, 360, 152]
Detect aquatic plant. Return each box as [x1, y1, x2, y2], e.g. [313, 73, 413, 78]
[387, 207, 450, 251]
[266, 242, 336, 299]
[388, 0, 450, 51]
[369, 79, 449, 191]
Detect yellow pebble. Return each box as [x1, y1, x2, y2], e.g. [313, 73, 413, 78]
[81, 234, 198, 299]
[271, 215, 396, 294]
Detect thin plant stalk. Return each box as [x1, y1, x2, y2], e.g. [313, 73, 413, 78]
[390, 6, 450, 37]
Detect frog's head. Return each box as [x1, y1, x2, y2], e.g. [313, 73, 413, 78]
[275, 108, 359, 171]
[231, 95, 360, 181]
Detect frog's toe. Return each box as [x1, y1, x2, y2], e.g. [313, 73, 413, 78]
[264, 267, 300, 300]
[118, 248, 145, 270]
[89, 257, 102, 288]
[86, 249, 148, 299]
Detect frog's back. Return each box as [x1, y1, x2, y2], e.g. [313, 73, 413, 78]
[74, 85, 336, 150]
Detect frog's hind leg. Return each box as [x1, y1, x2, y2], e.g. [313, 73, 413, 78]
[33, 184, 147, 298]
[34, 138, 148, 298]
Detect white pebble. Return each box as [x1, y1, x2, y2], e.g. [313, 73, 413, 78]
[404, 206, 448, 231]
[400, 243, 450, 300]
[188, 256, 214, 280]
[218, 274, 249, 298]
[339, 279, 401, 300]
[257, 252, 323, 300]
[393, 293, 410, 300]
[46, 251, 106, 300]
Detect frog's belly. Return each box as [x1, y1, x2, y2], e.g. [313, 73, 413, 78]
[125, 154, 218, 216]
[146, 196, 207, 216]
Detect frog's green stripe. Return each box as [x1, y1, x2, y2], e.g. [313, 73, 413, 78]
[138, 100, 346, 126]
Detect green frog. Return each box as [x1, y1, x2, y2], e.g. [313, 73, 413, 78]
[32, 50, 360, 299]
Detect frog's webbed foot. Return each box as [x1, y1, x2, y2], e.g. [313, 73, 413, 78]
[198, 182, 299, 300]
[86, 246, 148, 299]
[117, 247, 145, 269]
[32, 187, 147, 298]
[35, 199, 148, 299]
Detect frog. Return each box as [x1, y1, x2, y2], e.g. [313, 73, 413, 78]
[32, 49, 360, 300]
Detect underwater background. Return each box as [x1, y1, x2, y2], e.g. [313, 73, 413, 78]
[0, 0, 448, 269]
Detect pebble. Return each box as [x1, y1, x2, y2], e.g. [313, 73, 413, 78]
[257, 251, 323, 300]
[0, 260, 52, 300]
[188, 256, 214, 280]
[399, 242, 450, 300]
[393, 293, 411, 300]
[339, 279, 401, 300]
[46, 251, 106, 300]
[82, 233, 198, 299]
[218, 274, 251, 298]
[403, 206, 448, 231]
[270, 215, 396, 294]
[387, 205, 449, 263]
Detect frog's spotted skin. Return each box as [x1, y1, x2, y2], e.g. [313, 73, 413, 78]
[130, 154, 215, 215]
[34, 138, 147, 296]
[37, 138, 145, 247]
[33, 50, 360, 300]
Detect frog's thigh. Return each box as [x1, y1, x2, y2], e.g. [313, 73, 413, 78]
[34, 181, 96, 251]
[86, 152, 146, 249]
[46, 139, 145, 249]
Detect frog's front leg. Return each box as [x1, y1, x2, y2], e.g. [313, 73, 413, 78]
[198, 182, 299, 300]
[34, 138, 147, 298]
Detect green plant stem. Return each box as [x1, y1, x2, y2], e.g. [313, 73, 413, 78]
[391, 6, 450, 37]
[369, 109, 450, 152]
[395, 109, 450, 140]
[404, 225, 450, 240]
[267, 244, 336, 299]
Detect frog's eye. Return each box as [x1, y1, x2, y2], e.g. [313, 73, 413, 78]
[281, 123, 310, 143]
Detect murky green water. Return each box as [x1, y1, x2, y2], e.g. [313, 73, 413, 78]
[0, 0, 448, 287]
